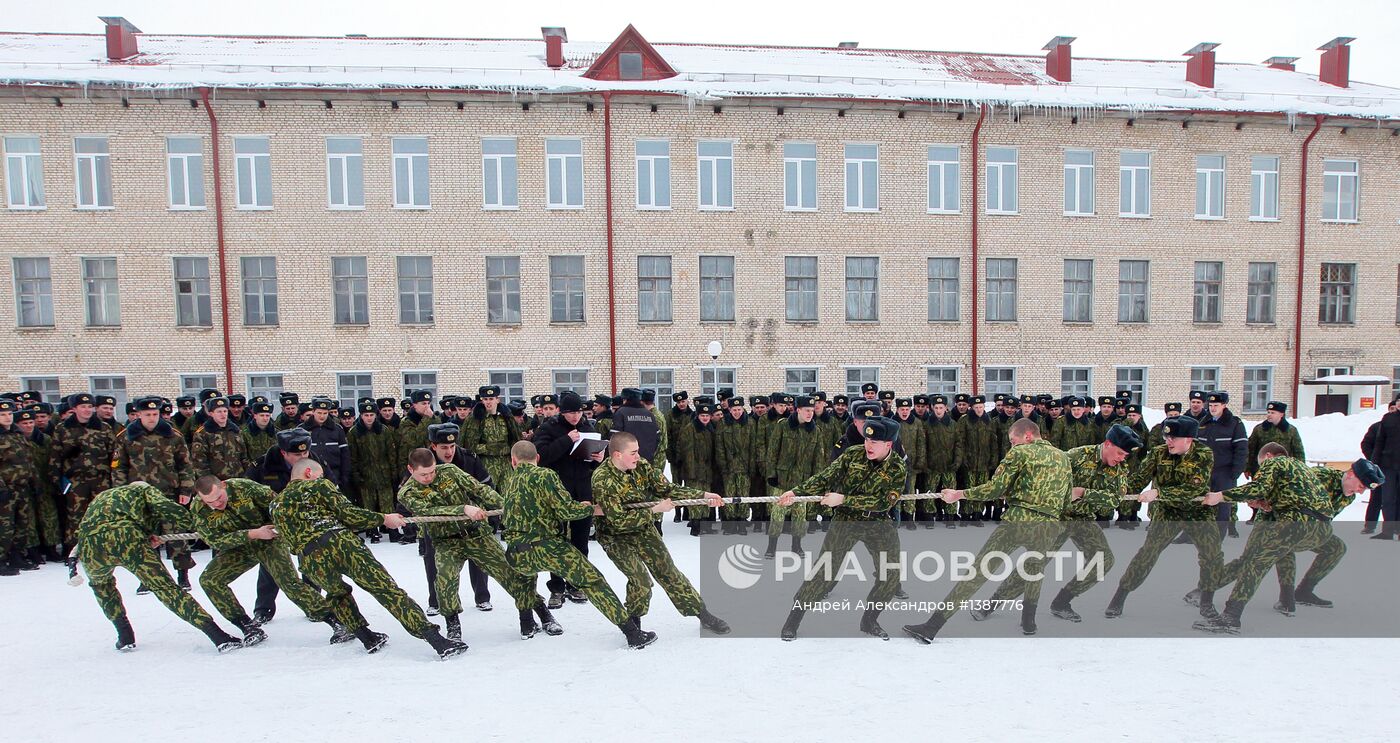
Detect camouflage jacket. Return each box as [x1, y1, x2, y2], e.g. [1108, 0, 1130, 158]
[270, 478, 383, 555]
[716, 412, 758, 478]
[965, 439, 1071, 521]
[894, 414, 928, 473]
[0, 424, 36, 492]
[1221, 455, 1330, 521]
[676, 418, 717, 485]
[395, 410, 439, 466]
[241, 422, 278, 467]
[111, 420, 194, 498]
[190, 478, 277, 552]
[396, 463, 501, 541]
[273, 412, 300, 431]
[26, 429, 53, 498]
[462, 408, 521, 460]
[766, 416, 830, 490]
[349, 418, 399, 496]
[792, 445, 907, 516]
[954, 412, 1000, 475]
[665, 408, 691, 479]
[1125, 442, 1214, 520]
[923, 412, 958, 473]
[49, 415, 115, 486]
[191, 419, 249, 480]
[1053, 414, 1100, 452]
[1123, 419, 1151, 470]
[1312, 466, 1355, 519]
[504, 461, 593, 545]
[1246, 420, 1307, 476]
[592, 458, 702, 536]
[78, 483, 196, 552]
[1062, 444, 1130, 520]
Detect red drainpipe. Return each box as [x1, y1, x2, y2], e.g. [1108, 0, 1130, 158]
[1292, 114, 1325, 411]
[199, 87, 235, 393]
[969, 104, 988, 394]
[603, 91, 618, 394]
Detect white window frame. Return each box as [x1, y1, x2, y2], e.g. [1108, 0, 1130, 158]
[73, 136, 113, 210]
[697, 140, 734, 211]
[699, 255, 735, 322]
[844, 256, 880, 322]
[844, 143, 879, 212]
[785, 255, 818, 323]
[179, 374, 219, 398]
[172, 256, 213, 328]
[927, 257, 960, 322]
[166, 136, 205, 211]
[1250, 155, 1280, 221]
[700, 367, 738, 398]
[1189, 366, 1221, 393]
[81, 256, 120, 327]
[4, 135, 45, 210]
[1193, 261, 1223, 324]
[983, 367, 1017, 398]
[985, 258, 1018, 323]
[784, 367, 820, 395]
[325, 137, 364, 210]
[925, 366, 959, 396]
[552, 369, 590, 397]
[1319, 262, 1357, 325]
[637, 255, 673, 324]
[335, 371, 375, 410]
[245, 374, 286, 403]
[1119, 150, 1151, 218]
[1247, 261, 1276, 324]
[638, 368, 675, 413]
[241, 256, 279, 327]
[486, 370, 524, 403]
[844, 366, 881, 396]
[481, 137, 518, 210]
[20, 376, 62, 404]
[12, 256, 53, 328]
[1242, 366, 1273, 413]
[783, 142, 817, 212]
[331, 255, 369, 326]
[927, 145, 960, 214]
[985, 147, 1018, 215]
[402, 370, 440, 400]
[634, 139, 671, 210]
[233, 136, 272, 210]
[1118, 260, 1150, 323]
[391, 136, 430, 210]
[1062, 258, 1094, 323]
[396, 255, 434, 325]
[1321, 159, 1359, 223]
[546, 138, 584, 210]
[1114, 366, 1148, 406]
[88, 375, 129, 410]
[549, 255, 586, 323]
[486, 256, 521, 325]
[1063, 149, 1095, 216]
[1195, 154, 1226, 220]
[1060, 367, 1093, 398]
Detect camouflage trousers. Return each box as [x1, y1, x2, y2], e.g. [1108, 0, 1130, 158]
[1225, 521, 1339, 606]
[28, 485, 62, 548]
[895, 473, 918, 519]
[920, 471, 957, 518]
[200, 540, 331, 626]
[0, 488, 16, 556]
[65, 478, 108, 547]
[683, 477, 715, 521]
[480, 455, 513, 503]
[359, 483, 396, 515]
[937, 520, 1064, 620]
[1116, 519, 1228, 594]
[767, 485, 809, 538]
[792, 517, 902, 606]
[5, 482, 34, 552]
[961, 471, 990, 518]
[597, 526, 704, 618]
[507, 537, 628, 625]
[300, 531, 434, 637]
[988, 520, 1115, 602]
[721, 471, 756, 520]
[434, 534, 541, 615]
[80, 522, 214, 628]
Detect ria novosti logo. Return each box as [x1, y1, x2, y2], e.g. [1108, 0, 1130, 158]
[716, 543, 766, 589]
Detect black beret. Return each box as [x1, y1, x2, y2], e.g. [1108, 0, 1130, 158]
[123, 402, 137, 415]
[69, 393, 95, 406]
[96, 395, 117, 407]
[1164, 402, 1183, 414]
[1352, 459, 1386, 490]
[895, 398, 913, 408]
[621, 388, 641, 402]
[204, 397, 229, 412]
[357, 401, 376, 414]
[860, 383, 879, 394]
[310, 398, 334, 411]
[852, 401, 883, 420]
[727, 396, 745, 408]
[251, 402, 274, 414]
[1207, 391, 1229, 404]
[1266, 401, 1287, 413]
[1105, 423, 1144, 452]
[861, 417, 900, 443]
[878, 390, 895, 401]
[410, 389, 434, 403]
[913, 394, 929, 405]
[279, 392, 300, 405]
[640, 389, 656, 403]
[1162, 415, 1200, 439]
[931, 395, 947, 405]
[176, 396, 196, 407]
[971, 395, 986, 405]
[593, 394, 612, 407]
[832, 394, 849, 404]
[228, 394, 246, 405]
[671, 391, 689, 403]
[559, 392, 585, 412]
[428, 423, 460, 444]
[477, 386, 500, 398]
[277, 428, 311, 453]
[376, 397, 397, 409]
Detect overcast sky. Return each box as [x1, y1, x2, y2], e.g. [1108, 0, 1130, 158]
[11, 0, 1400, 87]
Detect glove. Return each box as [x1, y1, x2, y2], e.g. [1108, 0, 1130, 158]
[766, 477, 779, 488]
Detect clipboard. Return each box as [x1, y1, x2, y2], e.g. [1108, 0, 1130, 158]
[571, 434, 609, 459]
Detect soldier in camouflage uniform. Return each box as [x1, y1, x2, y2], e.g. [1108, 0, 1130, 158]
[397, 448, 555, 642]
[1104, 415, 1229, 621]
[49, 392, 113, 550]
[642, 390, 668, 473]
[923, 395, 959, 526]
[191, 397, 249, 480]
[270, 459, 467, 659]
[717, 397, 759, 533]
[112, 397, 197, 586]
[904, 418, 1072, 642]
[76, 483, 245, 652]
[349, 401, 398, 517]
[954, 395, 999, 524]
[764, 396, 828, 555]
[665, 392, 691, 482]
[1145, 402, 1181, 453]
[677, 402, 719, 532]
[1194, 453, 1381, 633]
[892, 399, 926, 526]
[397, 390, 438, 466]
[462, 386, 521, 495]
[273, 393, 301, 432]
[0, 400, 38, 574]
[190, 475, 347, 643]
[241, 401, 278, 464]
[778, 417, 908, 641]
[503, 441, 657, 648]
[1052, 397, 1099, 451]
[1245, 400, 1306, 481]
[16, 408, 63, 562]
[591, 432, 730, 634]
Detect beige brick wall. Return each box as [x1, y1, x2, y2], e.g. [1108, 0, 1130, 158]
[2, 90, 1397, 414]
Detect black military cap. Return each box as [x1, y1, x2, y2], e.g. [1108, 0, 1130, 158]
[160, 402, 173, 415]
[716, 388, 733, 400]
[780, 394, 795, 406]
[1065, 396, 1083, 408]
[15, 390, 37, 403]
[440, 395, 459, 411]
[621, 388, 642, 402]
[95, 395, 116, 407]
[477, 386, 500, 398]
[376, 397, 397, 409]
[1164, 402, 1183, 414]
[860, 383, 879, 394]
[33, 402, 53, 415]
[592, 394, 612, 407]
[992, 393, 1006, 403]
[427, 422, 460, 444]
[228, 394, 246, 406]
[69, 393, 95, 407]
[530, 395, 542, 407]
[279, 392, 300, 406]
[696, 403, 715, 415]
[251, 402, 274, 415]
[610, 395, 623, 406]
[931, 395, 948, 406]
[277, 428, 311, 453]
[14, 408, 36, 422]
[832, 394, 849, 405]
[913, 394, 929, 406]
[1014, 394, 1030, 405]
[1188, 390, 1205, 401]
[400, 398, 412, 411]
[895, 398, 913, 408]
[672, 391, 689, 403]
[1207, 391, 1229, 404]
[559, 391, 585, 412]
[194, 388, 218, 403]
[640, 389, 656, 404]
[123, 402, 137, 415]
[878, 390, 895, 402]
[1352, 459, 1386, 490]
[1048, 398, 1063, 410]
[338, 408, 356, 420]
[538, 393, 559, 407]
[0, 400, 16, 413]
[728, 396, 745, 408]
[1162, 415, 1200, 439]
[768, 393, 785, 405]
[176, 396, 196, 408]
[862, 417, 900, 443]
[134, 396, 161, 411]
[1096, 396, 1115, 406]
[204, 397, 229, 412]
[971, 395, 987, 405]
[308, 398, 333, 411]
[953, 393, 969, 404]
[852, 400, 883, 420]
[507, 400, 527, 415]
[1105, 423, 1144, 452]
[250, 395, 269, 405]
[793, 395, 815, 409]
[813, 391, 828, 402]
[1037, 394, 1054, 404]
[410, 390, 434, 404]
[1265, 401, 1286, 413]
[1125, 403, 1142, 415]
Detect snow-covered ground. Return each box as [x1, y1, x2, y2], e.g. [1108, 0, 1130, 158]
[3, 409, 1394, 742]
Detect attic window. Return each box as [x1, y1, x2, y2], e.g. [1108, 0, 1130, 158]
[619, 53, 644, 80]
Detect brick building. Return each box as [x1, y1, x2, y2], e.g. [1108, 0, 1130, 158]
[2, 21, 1399, 415]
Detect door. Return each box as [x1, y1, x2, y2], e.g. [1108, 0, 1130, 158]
[1314, 394, 1349, 416]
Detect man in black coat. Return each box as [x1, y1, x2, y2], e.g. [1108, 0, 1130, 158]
[242, 428, 327, 624]
[1364, 395, 1400, 540]
[1196, 391, 1248, 538]
[1361, 397, 1399, 533]
[610, 388, 661, 462]
[301, 398, 352, 491]
[533, 391, 605, 607]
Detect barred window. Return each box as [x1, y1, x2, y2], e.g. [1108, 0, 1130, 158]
[1319, 263, 1355, 325]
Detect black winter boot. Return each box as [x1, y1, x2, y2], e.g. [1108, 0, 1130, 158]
[1295, 580, 1334, 608]
[1274, 583, 1296, 616]
[698, 607, 731, 635]
[859, 609, 888, 640]
[1020, 602, 1038, 636]
[1193, 600, 1243, 634]
[423, 625, 469, 659]
[518, 609, 539, 639]
[200, 621, 243, 653]
[1197, 590, 1220, 621]
[1104, 588, 1129, 618]
[764, 536, 779, 559]
[114, 616, 136, 651]
[535, 604, 563, 635]
[621, 617, 657, 649]
[354, 626, 389, 654]
[901, 613, 946, 644]
[445, 614, 463, 641]
[1050, 588, 1082, 622]
[176, 569, 192, 592]
[325, 618, 354, 644]
[234, 616, 268, 647]
[780, 608, 804, 641]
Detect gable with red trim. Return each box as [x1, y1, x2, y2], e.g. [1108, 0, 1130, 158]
[582, 24, 677, 81]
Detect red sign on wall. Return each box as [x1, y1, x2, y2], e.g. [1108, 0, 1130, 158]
[1361, 397, 1375, 409]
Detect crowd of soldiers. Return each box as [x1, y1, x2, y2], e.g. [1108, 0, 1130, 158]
[0, 380, 1389, 655]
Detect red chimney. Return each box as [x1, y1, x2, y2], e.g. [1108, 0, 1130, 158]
[1184, 42, 1220, 88]
[1043, 36, 1075, 83]
[542, 27, 567, 70]
[1264, 56, 1299, 71]
[1319, 37, 1354, 88]
[99, 16, 141, 62]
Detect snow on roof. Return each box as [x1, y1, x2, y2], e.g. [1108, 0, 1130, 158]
[1301, 374, 1394, 385]
[3, 32, 1400, 120]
